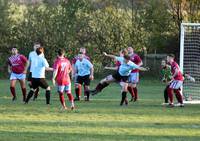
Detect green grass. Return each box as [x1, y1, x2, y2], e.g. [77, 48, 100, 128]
[0, 79, 200, 141]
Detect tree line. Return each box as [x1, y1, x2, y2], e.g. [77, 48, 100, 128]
[0, 0, 199, 77]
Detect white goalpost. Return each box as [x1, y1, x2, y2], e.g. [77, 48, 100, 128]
[180, 23, 200, 104]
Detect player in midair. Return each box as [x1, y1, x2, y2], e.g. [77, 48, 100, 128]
[52, 49, 75, 110]
[90, 50, 148, 105]
[166, 54, 184, 107]
[8, 47, 28, 102]
[74, 52, 94, 101]
[25, 45, 53, 105]
[72, 47, 91, 101]
[127, 47, 143, 102]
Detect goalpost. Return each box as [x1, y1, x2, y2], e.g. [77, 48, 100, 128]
[180, 23, 200, 104]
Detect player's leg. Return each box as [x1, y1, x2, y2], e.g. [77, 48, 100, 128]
[28, 72, 40, 101]
[167, 81, 176, 107]
[65, 83, 75, 110]
[74, 76, 83, 101]
[10, 73, 18, 101]
[163, 85, 169, 104]
[173, 81, 184, 107]
[130, 72, 139, 102]
[25, 78, 38, 103]
[90, 74, 116, 95]
[83, 75, 91, 101]
[39, 78, 51, 105]
[120, 81, 128, 106]
[18, 74, 27, 102]
[74, 74, 82, 101]
[57, 86, 67, 110]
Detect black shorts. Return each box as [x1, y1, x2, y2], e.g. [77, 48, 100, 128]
[77, 75, 90, 86]
[27, 72, 32, 82]
[32, 78, 49, 89]
[112, 71, 128, 82]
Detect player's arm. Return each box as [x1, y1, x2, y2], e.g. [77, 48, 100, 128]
[104, 66, 118, 70]
[7, 60, 11, 74]
[52, 69, 58, 86]
[24, 61, 29, 74]
[103, 52, 116, 59]
[138, 66, 149, 71]
[43, 58, 53, 71]
[89, 61, 94, 80]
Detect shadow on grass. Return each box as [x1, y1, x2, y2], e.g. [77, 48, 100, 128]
[0, 131, 200, 141]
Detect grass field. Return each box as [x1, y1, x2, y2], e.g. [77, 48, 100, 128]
[0, 79, 200, 141]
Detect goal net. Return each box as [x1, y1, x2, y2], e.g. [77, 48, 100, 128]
[180, 23, 200, 103]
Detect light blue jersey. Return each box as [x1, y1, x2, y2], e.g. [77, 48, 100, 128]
[115, 57, 139, 76]
[75, 58, 93, 76]
[32, 55, 49, 78]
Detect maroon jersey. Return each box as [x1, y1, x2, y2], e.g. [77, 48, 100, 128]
[130, 53, 142, 73]
[170, 61, 184, 81]
[72, 54, 90, 64]
[115, 60, 121, 70]
[53, 57, 72, 85]
[8, 54, 27, 74]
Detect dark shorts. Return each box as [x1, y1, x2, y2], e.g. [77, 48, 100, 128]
[77, 75, 90, 86]
[32, 78, 49, 89]
[27, 72, 32, 82]
[112, 71, 128, 83]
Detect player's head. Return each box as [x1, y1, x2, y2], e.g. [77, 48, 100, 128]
[78, 51, 84, 61]
[161, 59, 167, 67]
[127, 46, 134, 55]
[33, 42, 41, 51]
[79, 47, 86, 54]
[57, 48, 65, 57]
[124, 54, 131, 63]
[11, 47, 18, 55]
[36, 46, 44, 55]
[119, 49, 128, 57]
[167, 54, 175, 64]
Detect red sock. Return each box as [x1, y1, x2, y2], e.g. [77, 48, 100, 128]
[127, 86, 135, 97]
[174, 89, 183, 104]
[167, 88, 173, 104]
[133, 87, 138, 100]
[21, 88, 26, 101]
[67, 93, 74, 107]
[10, 87, 16, 97]
[59, 92, 65, 107]
[67, 93, 74, 102]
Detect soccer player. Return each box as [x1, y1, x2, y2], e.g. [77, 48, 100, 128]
[8, 47, 28, 102]
[27, 42, 44, 100]
[160, 59, 172, 105]
[52, 49, 75, 110]
[90, 51, 148, 105]
[25, 45, 53, 105]
[72, 47, 91, 101]
[74, 52, 94, 101]
[127, 47, 143, 102]
[166, 54, 184, 107]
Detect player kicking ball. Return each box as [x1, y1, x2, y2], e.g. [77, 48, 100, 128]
[90, 51, 149, 106]
[52, 49, 75, 110]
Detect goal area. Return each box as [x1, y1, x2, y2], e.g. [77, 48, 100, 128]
[180, 23, 200, 104]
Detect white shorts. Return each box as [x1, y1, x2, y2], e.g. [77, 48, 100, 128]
[10, 72, 26, 80]
[128, 72, 139, 83]
[169, 80, 183, 89]
[57, 83, 71, 93]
